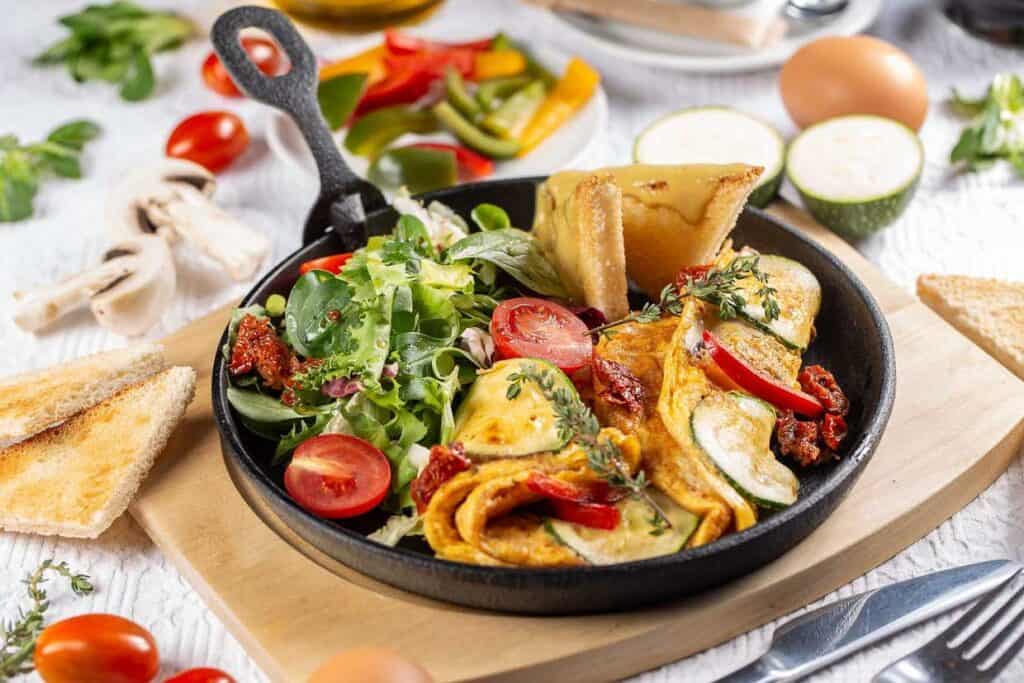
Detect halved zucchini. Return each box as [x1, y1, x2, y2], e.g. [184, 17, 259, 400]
[786, 115, 923, 241]
[735, 254, 821, 351]
[633, 106, 786, 208]
[546, 490, 699, 564]
[453, 358, 573, 458]
[691, 392, 799, 509]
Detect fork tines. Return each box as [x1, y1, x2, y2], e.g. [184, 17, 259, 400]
[944, 568, 1024, 674]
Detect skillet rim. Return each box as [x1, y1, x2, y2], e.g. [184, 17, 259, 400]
[211, 176, 896, 582]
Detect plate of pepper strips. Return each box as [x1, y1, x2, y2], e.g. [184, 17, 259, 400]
[267, 30, 608, 194]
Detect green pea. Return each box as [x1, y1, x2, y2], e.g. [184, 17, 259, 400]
[265, 294, 287, 317]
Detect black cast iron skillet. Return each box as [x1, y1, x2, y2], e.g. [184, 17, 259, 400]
[210, 6, 896, 614]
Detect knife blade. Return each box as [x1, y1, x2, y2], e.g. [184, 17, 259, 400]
[716, 559, 1021, 683]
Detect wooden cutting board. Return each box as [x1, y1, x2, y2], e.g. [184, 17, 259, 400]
[130, 203, 1024, 683]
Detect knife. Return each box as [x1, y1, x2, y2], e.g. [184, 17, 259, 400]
[716, 559, 1021, 683]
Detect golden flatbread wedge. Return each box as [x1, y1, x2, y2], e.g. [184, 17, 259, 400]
[533, 172, 629, 319]
[0, 366, 196, 538]
[917, 274, 1024, 381]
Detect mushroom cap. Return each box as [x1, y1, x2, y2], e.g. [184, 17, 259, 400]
[106, 158, 217, 243]
[90, 234, 177, 336]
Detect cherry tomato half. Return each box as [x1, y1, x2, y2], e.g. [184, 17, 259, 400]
[551, 498, 620, 530]
[35, 614, 159, 683]
[202, 37, 282, 97]
[166, 668, 237, 683]
[490, 297, 593, 374]
[166, 111, 249, 173]
[284, 434, 392, 519]
[298, 252, 353, 276]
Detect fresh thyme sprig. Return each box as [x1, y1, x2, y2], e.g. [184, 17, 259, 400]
[682, 255, 780, 322]
[505, 364, 672, 528]
[588, 284, 682, 339]
[1, 560, 94, 679]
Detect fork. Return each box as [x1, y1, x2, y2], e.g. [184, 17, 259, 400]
[873, 569, 1024, 682]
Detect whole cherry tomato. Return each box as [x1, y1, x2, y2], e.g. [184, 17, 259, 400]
[166, 111, 249, 173]
[166, 667, 237, 683]
[34, 614, 159, 683]
[202, 37, 282, 97]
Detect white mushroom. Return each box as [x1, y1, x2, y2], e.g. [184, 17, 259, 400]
[106, 158, 270, 281]
[13, 235, 176, 336]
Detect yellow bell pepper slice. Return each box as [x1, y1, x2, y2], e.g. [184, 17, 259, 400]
[319, 45, 387, 85]
[517, 57, 600, 156]
[473, 49, 527, 81]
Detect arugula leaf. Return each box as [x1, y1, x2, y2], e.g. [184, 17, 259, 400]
[35, 2, 193, 101]
[0, 119, 100, 222]
[950, 73, 1024, 174]
[446, 228, 567, 297]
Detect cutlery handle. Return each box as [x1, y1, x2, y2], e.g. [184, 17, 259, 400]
[714, 660, 781, 683]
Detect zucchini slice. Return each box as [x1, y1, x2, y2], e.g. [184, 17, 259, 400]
[546, 490, 699, 564]
[735, 254, 821, 351]
[786, 115, 923, 241]
[691, 392, 799, 509]
[633, 107, 786, 208]
[453, 358, 573, 458]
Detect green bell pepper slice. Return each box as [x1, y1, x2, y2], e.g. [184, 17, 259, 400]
[368, 146, 458, 195]
[444, 66, 481, 121]
[344, 105, 439, 158]
[475, 75, 531, 112]
[318, 73, 368, 130]
[432, 101, 521, 159]
[481, 80, 546, 139]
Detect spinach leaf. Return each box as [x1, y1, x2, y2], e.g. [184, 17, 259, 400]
[447, 228, 567, 297]
[227, 386, 307, 424]
[284, 271, 353, 358]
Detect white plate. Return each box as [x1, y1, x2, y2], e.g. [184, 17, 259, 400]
[266, 42, 608, 188]
[549, 0, 883, 74]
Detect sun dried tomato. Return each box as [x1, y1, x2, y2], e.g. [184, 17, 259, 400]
[799, 365, 849, 416]
[775, 410, 823, 467]
[229, 314, 293, 389]
[593, 357, 645, 415]
[411, 442, 471, 513]
[821, 412, 848, 452]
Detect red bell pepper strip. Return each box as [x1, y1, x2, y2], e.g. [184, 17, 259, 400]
[384, 30, 493, 55]
[410, 142, 495, 180]
[355, 49, 476, 116]
[298, 253, 353, 276]
[526, 472, 620, 530]
[702, 330, 824, 418]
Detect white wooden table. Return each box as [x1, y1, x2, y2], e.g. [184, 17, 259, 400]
[2, 1, 1024, 680]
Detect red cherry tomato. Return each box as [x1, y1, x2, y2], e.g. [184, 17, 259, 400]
[34, 614, 159, 683]
[702, 330, 824, 417]
[284, 434, 392, 519]
[202, 37, 282, 97]
[166, 668, 237, 683]
[166, 111, 249, 173]
[490, 297, 593, 374]
[298, 252, 353, 276]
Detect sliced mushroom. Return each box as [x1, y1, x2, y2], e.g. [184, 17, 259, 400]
[106, 158, 270, 281]
[13, 235, 176, 336]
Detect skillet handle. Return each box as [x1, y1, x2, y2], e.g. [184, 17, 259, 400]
[211, 6, 385, 246]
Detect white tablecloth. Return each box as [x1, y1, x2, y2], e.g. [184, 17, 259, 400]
[2, 1, 1024, 681]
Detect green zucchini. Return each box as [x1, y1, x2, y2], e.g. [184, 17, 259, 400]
[691, 392, 798, 509]
[736, 254, 821, 351]
[786, 115, 923, 241]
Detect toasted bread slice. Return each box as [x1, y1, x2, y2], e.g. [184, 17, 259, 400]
[533, 172, 630, 319]
[917, 274, 1024, 381]
[0, 366, 196, 538]
[0, 343, 167, 448]
[610, 163, 762, 299]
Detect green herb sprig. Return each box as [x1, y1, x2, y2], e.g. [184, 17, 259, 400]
[0, 120, 100, 223]
[505, 364, 672, 528]
[949, 73, 1024, 174]
[588, 284, 682, 339]
[1, 560, 94, 679]
[35, 1, 194, 101]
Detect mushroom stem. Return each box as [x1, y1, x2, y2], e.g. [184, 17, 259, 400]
[13, 260, 132, 332]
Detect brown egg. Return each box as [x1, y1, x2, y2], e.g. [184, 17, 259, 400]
[308, 647, 433, 683]
[780, 35, 928, 131]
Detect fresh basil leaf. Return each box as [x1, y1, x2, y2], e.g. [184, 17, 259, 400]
[394, 214, 434, 256]
[34, 35, 84, 65]
[318, 73, 367, 130]
[447, 228, 567, 297]
[284, 271, 354, 358]
[470, 203, 510, 231]
[950, 87, 988, 117]
[47, 120, 101, 150]
[0, 152, 38, 223]
[119, 48, 154, 101]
